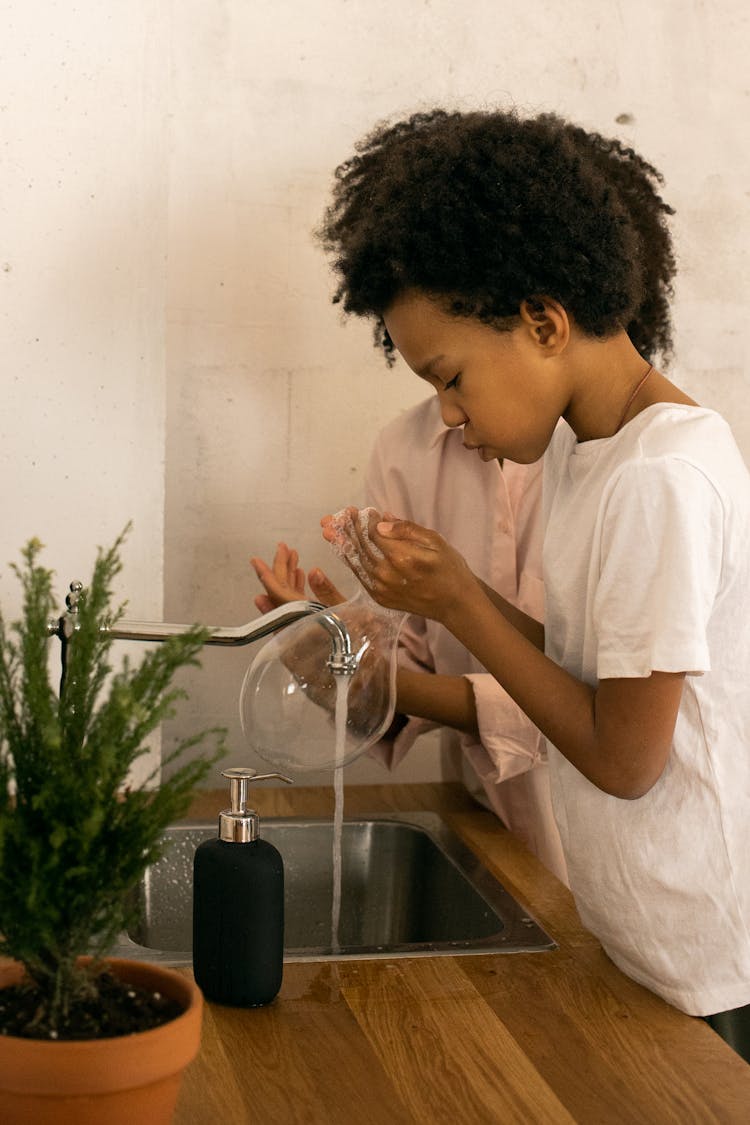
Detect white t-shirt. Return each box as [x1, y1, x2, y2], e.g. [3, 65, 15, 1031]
[543, 403, 750, 1015]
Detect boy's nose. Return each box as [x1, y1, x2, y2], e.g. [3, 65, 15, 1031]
[437, 394, 466, 429]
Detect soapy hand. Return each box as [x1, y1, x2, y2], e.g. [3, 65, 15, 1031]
[321, 506, 478, 625]
[250, 542, 344, 613]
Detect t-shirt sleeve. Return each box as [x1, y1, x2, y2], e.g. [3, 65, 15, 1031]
[593, 456, 724, 679]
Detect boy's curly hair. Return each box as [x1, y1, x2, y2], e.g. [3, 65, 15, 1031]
[318, 109, 676, 365]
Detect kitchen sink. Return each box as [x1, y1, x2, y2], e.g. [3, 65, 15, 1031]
[109, 811, 555, 964]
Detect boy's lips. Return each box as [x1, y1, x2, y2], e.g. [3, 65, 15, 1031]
[465, 441, 499, 462]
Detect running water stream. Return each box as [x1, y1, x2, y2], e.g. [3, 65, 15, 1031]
[321, 507, 398, 952]
[330, 675, 350, 952]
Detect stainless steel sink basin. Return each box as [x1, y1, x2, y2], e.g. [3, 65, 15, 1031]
[110, 811, 555, 964]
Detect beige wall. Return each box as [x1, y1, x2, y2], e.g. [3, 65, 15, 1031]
[162, 0, 750, 786]
[1, 4, 169, 592]
[4, 2, 749, 788]
[1, 5, 170, 782]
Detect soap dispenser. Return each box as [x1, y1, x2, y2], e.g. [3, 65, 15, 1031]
[193, 767, 292, 1007]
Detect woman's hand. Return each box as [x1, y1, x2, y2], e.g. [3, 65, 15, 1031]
[321, 507, 481, 626]
[251, 542, 344, 612]
[250, 543, 305, 613]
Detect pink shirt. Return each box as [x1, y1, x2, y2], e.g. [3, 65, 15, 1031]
[366, 396, 567, 882]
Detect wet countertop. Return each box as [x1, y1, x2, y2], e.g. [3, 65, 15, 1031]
[174, 782, 750, 1123]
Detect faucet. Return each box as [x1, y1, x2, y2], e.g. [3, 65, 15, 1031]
[48, 580, 359, 689]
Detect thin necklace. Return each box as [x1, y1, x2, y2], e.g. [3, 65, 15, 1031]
[613, 364, 653, 435]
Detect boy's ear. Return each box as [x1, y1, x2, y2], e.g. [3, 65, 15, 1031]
[519, 297, 569, 354]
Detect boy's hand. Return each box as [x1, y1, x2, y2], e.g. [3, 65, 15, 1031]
[321, 508, 479, 625]
[250, 542, 344, 612]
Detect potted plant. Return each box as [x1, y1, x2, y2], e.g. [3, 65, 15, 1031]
[0, 532, 224, 1124]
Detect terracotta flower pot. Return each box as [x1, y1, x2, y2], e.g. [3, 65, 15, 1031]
[0, 957, 202, 1125]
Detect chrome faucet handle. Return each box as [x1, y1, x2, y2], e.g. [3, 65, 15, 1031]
[66, 580, 84, 610]
[48, 580, 84, 641]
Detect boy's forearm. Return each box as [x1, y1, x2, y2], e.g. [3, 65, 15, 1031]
[477, 578, 545, 649]
[441, 584, 678, 799]
[396, 667, 479, 737]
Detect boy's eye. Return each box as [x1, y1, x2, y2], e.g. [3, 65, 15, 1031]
[444, 374, 461, 390]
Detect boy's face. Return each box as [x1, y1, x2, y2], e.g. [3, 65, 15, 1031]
[383, 290, 567, 465]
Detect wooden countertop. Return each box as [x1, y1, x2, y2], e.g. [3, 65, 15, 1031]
[174, 783, 750, 1123]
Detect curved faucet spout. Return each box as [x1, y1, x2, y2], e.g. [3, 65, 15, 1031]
[48, 588, 359, 691]
[109, 601, 359, 674]
[107, 600, 329, 647]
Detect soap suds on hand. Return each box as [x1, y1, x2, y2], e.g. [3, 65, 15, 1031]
[326, 507, 383, 582]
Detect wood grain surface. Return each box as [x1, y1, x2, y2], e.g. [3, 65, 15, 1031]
[174, 784, 750, 1124]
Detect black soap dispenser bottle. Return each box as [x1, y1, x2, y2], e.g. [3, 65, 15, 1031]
[193, 767, 292, 1007]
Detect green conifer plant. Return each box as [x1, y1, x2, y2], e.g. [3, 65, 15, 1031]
[0, 532, 224, 1037]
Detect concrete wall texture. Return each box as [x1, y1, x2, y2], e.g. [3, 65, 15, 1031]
[2, 1, 748, 786]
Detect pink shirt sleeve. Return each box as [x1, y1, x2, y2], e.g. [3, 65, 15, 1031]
[462, 673, 547, 780]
